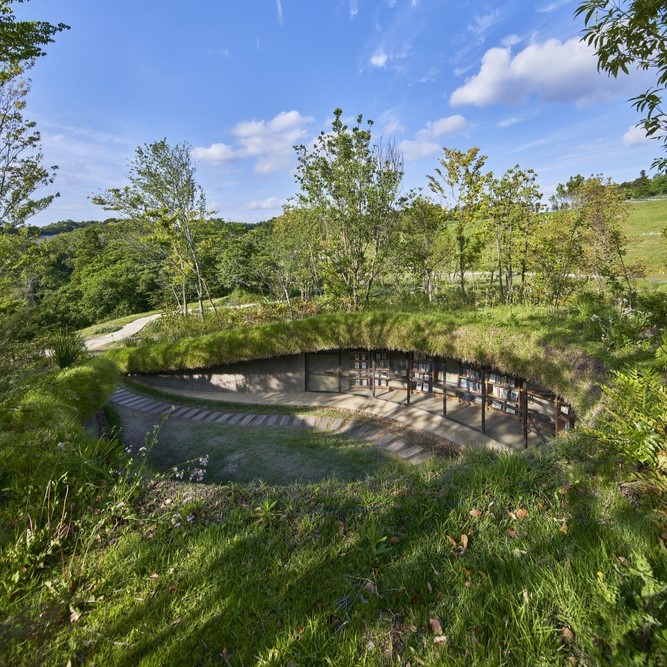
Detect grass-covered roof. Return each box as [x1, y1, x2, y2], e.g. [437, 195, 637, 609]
[106, 311, 605, 413]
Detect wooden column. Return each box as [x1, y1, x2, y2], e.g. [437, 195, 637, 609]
[406, 352, 412, 405]
[522, 379, 529, 449]
[372, 350, 376, 397]
[442, 358, 447, 417]
[481, 367, 486, 433]
[338, 349, 342, 393]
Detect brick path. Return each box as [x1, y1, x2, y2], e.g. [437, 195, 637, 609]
[111, 387, 433, 466]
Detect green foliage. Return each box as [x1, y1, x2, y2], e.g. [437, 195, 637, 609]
[0, 0, 68, 77]
[576, 0, 667, 170]
[588, 367, 667, 500]
[93, 139, 217, 316]
[619, 170, 667, 199]
[0, 76, 58, 229]
[428, 146, 490, 298]
[293, 108, 404, 309]
[48, 327, 86, 368]
[0, 356, 120, 601]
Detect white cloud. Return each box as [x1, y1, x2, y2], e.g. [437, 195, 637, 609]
[468, 10, 501, 39]
[537, 0, 574, 12]
[370, 49, 388, 68]
[193, 110, 313, 174]
[450, 37, 638, 108]
[623, 125, 651, 146]
[398, 139, 441, 161]
[398, 115, 467, 162]
[501, 34, 521, 48]
[349, 0, 359, 18]
[246, 196, 283, 210]
[622, 124, 665, 146]
[382, 119, 406, 136]
[276, 0, 284, 25]
[416, 115, 467, 139]
[497, 115, 523, 128]
[191, 142, 237, 164]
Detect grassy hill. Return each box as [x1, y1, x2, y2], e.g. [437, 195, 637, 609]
[622, 199, 667, 279]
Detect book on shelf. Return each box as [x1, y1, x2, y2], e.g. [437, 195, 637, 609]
[510, 389, 519, 401]
[506, 405, 517, 415]
[491, 400, 503, 410]
[459, 378, 468, 389]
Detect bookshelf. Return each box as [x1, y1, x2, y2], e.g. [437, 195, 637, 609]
[486, 372, 522, 419]
[410, 354, 435, 394]
[348, 350, 371, 389]
[373, 350, 390, 394]
[457, 365, 485, 407]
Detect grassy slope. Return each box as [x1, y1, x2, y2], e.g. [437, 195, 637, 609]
[623, 199, 667, 279]
[4, 443, 664, 666]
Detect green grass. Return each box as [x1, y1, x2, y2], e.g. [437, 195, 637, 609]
[623, 199, 667, 279]
[3, 439, 664, 666]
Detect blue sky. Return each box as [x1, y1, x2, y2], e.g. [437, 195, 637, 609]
[14, 0, 660, 225]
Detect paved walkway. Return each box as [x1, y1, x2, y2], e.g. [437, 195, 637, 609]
[111, 387, 435, 466]
[131, 381, 512, 452]
[85, 314, 161, 350]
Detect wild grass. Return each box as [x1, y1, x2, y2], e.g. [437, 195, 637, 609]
[2, 436, 664, 666]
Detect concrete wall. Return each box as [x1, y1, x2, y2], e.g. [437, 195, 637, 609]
[137, 354, 306, 393]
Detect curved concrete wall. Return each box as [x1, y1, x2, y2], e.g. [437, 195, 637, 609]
[137, 354, 306, 393]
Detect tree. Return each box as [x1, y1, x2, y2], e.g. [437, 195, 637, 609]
[486, 166, 542, 304]
[0, 73, 58, 230]
[549, 174, 585, 210]
[530, 210, 586, 306]
[395, 193, 451, 302]
[575, 0, 667, 170]
[0, 0, 68, 79]
[292, 108, 403, 309]
[93, 140, 216, 317]
[427, 147, 489, 298]
[574, 176, 638, 294]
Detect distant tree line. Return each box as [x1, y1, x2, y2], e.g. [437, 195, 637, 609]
[618, 170, 667, 199]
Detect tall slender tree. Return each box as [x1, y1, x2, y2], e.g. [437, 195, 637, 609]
[487, 166, 542, 304]
[292, 108, 403, 309]
[428, 147, 489, 298]
[93, 140, 216, 317]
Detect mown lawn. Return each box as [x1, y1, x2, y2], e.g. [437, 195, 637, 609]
[117, 402, 409, 485]
[623, 199, 667, 279]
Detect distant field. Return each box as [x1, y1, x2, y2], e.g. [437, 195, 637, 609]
[623, 199, 667, 279]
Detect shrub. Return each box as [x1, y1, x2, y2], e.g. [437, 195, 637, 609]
[588, 367, 667, 497]
[48, 327, 87, 369]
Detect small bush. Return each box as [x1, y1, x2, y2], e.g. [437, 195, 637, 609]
[49, 328, 87, 369]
